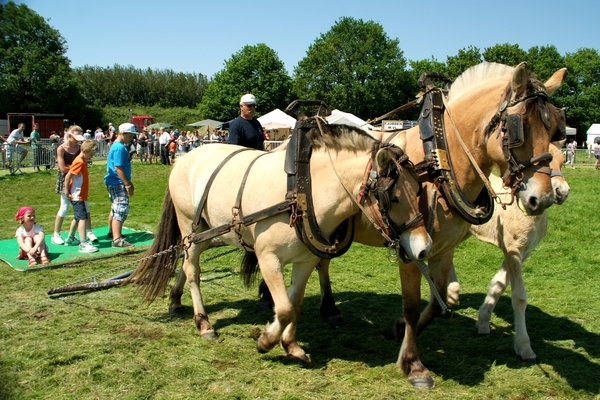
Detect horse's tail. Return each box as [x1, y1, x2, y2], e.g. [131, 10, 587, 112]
[126, 188, 181, 302]
[240, 251, 259, 287]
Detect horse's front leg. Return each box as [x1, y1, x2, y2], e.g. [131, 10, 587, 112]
[181, 241, 216, 339]
[477, 263, 508, 335]
[416, 252, 453, 334]
[255, 253, 295, 354]
[447, 263, 461, 309]
[397, 261, 434, 389]
[316, 259, 344, 327]
[506, 254, 536, 363]
[280, 260, 318, 364]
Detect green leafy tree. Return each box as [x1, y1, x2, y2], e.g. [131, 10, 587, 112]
[560, 48, 600, 141]
[293, 17, 413, 120]
[526, 45, 565, 81]
[0, 1, 85, 120]
[198, 44, 293, 121]
[483, 43, 528, 66]
[73, 65, 208, 108]
[445, 46, 482, 79]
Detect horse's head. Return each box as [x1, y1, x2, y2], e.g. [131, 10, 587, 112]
[549, 140, 570, 204]
[477, 62, 566, 216]
[372, 144, 432, 262]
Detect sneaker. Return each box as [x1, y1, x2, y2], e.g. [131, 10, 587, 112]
[64, 236, 80, 246]
[112, 237, 133, 248]
[78, 241, 99, 253]
[51, 233, 64, 245]
[87, 231, 98, 243]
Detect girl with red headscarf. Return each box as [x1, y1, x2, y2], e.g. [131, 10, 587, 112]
[15, 206, 50, 266]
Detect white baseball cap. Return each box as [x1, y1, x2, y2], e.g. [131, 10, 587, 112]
[119, 122, 139, 135]
[240, 94, 256, 105]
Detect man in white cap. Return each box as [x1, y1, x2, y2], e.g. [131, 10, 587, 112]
[104, 122, 138, 247]
[227, 93, 264, 150]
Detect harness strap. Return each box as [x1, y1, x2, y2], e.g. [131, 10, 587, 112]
[191, 148, 255, 231]
[232, 152, 270, 251]
[188, 201, 292, 245]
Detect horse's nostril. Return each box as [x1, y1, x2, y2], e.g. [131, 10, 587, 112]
[528, 196, 539, 210]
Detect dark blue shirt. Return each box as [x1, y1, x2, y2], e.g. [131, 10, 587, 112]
[227, 116, 264, 150]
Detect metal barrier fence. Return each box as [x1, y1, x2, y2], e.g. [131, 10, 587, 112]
[2, 140, 593, 174]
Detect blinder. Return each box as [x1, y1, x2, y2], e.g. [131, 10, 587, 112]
[552, 108, 567, 142]
[504, 114, 524, 148]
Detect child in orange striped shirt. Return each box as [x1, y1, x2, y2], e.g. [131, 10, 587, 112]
[64, 140, 98, 253]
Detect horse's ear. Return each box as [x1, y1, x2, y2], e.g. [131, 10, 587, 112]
[375, 148, 391, 175]
[544, 68, 567, 95]
[511, 62, 529, 100]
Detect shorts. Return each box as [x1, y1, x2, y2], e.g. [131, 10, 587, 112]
[71, 200, 88, 221]
[595, 155, 600, 160]
[5, 145, 24, 159]
[106, 184, 129, 222]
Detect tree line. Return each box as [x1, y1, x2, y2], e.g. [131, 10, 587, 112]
[2, 2, 599, 142]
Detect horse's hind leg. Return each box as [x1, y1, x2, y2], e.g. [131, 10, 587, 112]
[181, 240, 216, 339]
[169, 268, 186, 316]
[316, 259, 344, 327]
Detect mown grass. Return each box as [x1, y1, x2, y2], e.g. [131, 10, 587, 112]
[0, 159, 599, 399]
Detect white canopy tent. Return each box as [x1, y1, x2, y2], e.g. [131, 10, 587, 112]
[257, 109, 296, 128]
[326, 110, 374, 131]
[587, 124, 600, 145]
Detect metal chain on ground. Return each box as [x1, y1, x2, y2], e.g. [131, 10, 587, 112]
[51, 245, 243, 293]
[51, 244, 185, 292]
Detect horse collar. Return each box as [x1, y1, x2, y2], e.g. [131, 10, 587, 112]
[285, 120, 355, 259]
[416, 86, 494, 225]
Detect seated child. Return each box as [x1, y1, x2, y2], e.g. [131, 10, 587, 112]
[15, 206, 50, 266]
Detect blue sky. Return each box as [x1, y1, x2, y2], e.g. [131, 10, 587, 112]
[12, 0, 600, 78]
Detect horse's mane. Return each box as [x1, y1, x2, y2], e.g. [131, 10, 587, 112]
[308, 123, 376, 153]
[447, 62, 515, 104]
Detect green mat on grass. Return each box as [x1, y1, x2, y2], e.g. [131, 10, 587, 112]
[0, 226, 154, 272]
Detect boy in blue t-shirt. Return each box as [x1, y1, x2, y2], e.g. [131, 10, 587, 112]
[104, 123, 138, 247]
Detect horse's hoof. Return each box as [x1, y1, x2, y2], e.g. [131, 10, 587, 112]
[200, 330, 218, 340]
[524, 357, 537, 365]
[168, 305, 185, 316]
[288, 353, 310, 365]
[383, 319, 405, 340]
[409, 376, 435, 389]
[327, 315, 344, 328]
[257, 341, 269, 354]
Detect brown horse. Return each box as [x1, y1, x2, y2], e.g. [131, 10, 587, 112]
[128, 123, 431, 363]
[310, 62, 566, 388]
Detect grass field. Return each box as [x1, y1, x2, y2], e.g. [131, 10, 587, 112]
[0, 158, 599, 399]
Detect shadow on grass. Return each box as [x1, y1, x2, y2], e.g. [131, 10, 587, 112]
[163, 289, 600, 394]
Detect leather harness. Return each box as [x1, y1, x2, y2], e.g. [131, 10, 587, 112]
[413, 71, 564, 225]
[186, 102, 423, 259]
